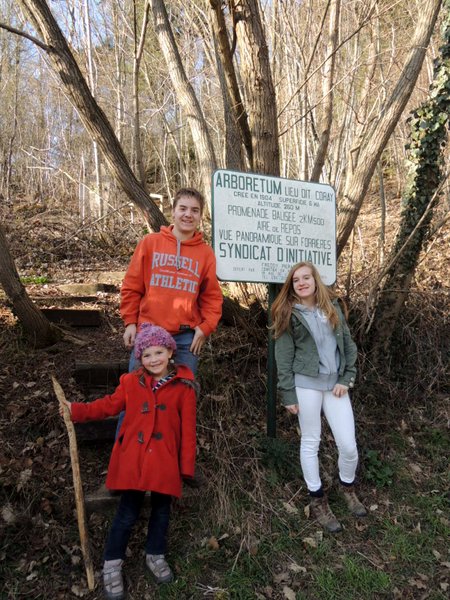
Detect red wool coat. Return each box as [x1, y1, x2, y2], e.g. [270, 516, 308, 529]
[70, 365, 197, 498]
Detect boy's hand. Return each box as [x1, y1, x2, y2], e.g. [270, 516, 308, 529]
[286, 404, 299, 415]
[123, 324, 137, 348]
[59, 398, 72, 418]
[190, 326, 206, 355]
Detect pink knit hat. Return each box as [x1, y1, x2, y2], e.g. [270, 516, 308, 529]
[134, 323, 177, 359]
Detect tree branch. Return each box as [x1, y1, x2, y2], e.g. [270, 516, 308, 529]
[0, 20, 50, 51]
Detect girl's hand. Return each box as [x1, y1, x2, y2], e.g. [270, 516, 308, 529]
[332, 384, 348, 397]
[285, 404, 299, 415]
[59, 399, 72, 418]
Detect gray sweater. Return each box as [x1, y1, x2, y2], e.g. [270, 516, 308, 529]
[293, 304, 340, 391]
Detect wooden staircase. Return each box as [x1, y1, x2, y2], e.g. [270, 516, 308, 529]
[36, 278, 134, 512]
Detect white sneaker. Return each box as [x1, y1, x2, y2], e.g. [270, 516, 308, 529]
[145, 554, 174, 584]
[103, 558, 125, 599]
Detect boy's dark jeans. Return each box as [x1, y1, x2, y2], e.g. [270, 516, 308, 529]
[104, 490, 172, 560]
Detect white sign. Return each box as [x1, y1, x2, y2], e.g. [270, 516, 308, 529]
[212, 169, 336, 284]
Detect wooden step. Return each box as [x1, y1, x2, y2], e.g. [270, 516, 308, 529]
[85, 271, 126, 285]
[84, 485, 151, 513]
[84, 485, 196, 513]
[32, 295, 107, 305]
[41, 307, 102, 327]
[74, 417, 118, 443]
[57, 282, 119, 295]
[73, 361, 129, 443]
[74, 360, 129, 390]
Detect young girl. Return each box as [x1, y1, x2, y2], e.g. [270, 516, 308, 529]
[271, 262, 366, 533]
[60, 324, 197, 599]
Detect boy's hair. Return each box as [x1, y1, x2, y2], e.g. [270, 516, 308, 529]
[172, 188, 205, 214]
[270, 261, 339, 338]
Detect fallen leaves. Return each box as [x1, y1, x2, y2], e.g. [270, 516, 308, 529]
[1, 503, 16, 524]
[247, 535, 260, 556]
[282, 586, 296, 600]
[273, 571, 290, 584]
[203, 532, 231, 552]
[40, 497, 52, 514]
[206, 536, 219, 551]
[17, 468, 32, 491]
[288, 562, 306, 574]
[71, 584, 89, 597]
[282, 501, 298, 515]
[5, 401, 28, 421]
[408, 573, 428, 590]
[302, 530, 323, 549]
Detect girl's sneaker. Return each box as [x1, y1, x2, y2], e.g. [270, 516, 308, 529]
[146, 554, 174, 584]
[103, 559, 125, 600]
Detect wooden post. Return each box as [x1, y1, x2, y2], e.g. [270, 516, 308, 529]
[52, 376, 95, 591]
[266, 283, 278, 437]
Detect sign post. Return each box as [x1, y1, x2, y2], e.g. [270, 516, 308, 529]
[266, 283, 278, 437]
[212, 169, 336, 436]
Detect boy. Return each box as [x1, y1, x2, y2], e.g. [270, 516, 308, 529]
[120, 187, 223, 373]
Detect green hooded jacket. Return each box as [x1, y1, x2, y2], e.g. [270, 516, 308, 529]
[274, 301, 357, 406]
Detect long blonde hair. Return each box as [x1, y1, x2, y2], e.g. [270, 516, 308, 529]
[270, 262, 339, 338]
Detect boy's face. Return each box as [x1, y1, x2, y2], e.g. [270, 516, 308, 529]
[172, 196, 202, 239]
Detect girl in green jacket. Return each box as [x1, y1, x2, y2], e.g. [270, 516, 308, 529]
[271, 262, 366, 533]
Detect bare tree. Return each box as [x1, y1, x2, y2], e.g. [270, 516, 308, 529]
[132, 0, 151, 186]
[309, 0, 340, 182]
[8, 0, 168, 231]
[3, 34, 19, 202]
[369, 1, 450, 353]
[209, 0, 252, 168]
[336, 0, 442, 256]
[82, 0, 104, 219]
[233, 0, 280, 176]
[0, 0, 443, 262]
[149, 0, 217, 198]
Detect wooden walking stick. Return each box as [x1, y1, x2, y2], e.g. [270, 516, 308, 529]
[52, 375, 95, 591]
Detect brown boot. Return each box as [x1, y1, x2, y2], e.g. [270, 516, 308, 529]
[310, 496, 342, 533]
[341, 485, 367, 517]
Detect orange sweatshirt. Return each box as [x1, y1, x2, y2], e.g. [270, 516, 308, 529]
[120, 226, 222, 337]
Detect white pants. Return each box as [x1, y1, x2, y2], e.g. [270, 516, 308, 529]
[295, 387, 359, 492]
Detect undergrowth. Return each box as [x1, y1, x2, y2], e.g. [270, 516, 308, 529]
[0, 206, 449, 599]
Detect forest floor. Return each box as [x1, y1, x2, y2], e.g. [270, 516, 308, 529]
[0, 197, 449, 599]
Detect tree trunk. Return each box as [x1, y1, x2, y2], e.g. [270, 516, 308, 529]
[17, 0, 167, 232]
[132, 0, 150, 187]
[82, 0, 104, 221]
[209, 0, 253, 168]
[337, 0, 442, 256]
[234, 0, 280, 176]
[211, 30, 245, 171]
[310, 0, 341, 182]
[5, 39, 19, 203]
[111, 1, 125, 145]
[150, 0, 217, 199]
[0, 224, 60, 347]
